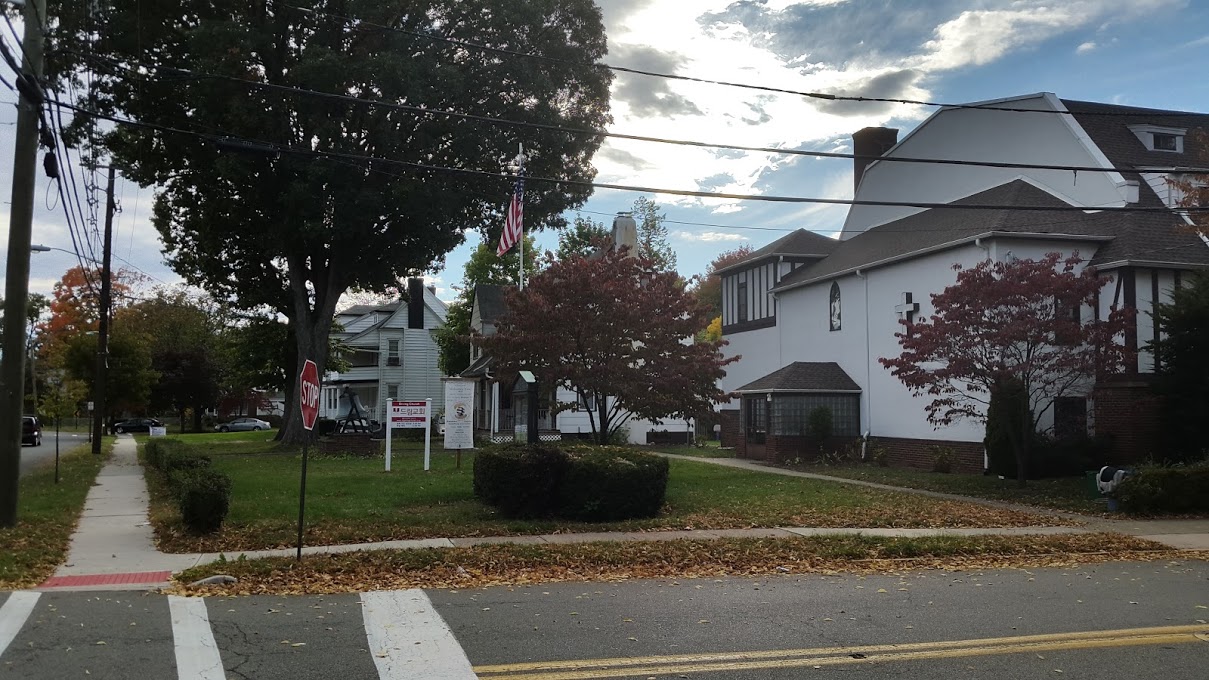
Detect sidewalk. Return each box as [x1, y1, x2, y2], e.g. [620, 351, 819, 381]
[37, 437, 1209, 592]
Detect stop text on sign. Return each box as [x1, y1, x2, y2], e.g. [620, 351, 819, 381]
[300, 381, 320, 409]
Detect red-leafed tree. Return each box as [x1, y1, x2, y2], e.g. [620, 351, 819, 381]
[481, 247, 737, 444]
[879, 253, 1133, 486]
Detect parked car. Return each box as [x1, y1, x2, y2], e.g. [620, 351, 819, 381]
[21, 416, 41, 446]
[215, 417, 271, 433]
[112, 418, 164, 434]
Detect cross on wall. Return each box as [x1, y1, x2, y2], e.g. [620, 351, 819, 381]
[895, 292, 920, 323]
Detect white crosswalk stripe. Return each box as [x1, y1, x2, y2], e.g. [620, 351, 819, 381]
[0, 591, 40, 658]
[168, 595, 225, 680]
[361, 589, 477, 680]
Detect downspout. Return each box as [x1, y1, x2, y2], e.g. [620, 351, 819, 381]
[855, 268, 872, 459]
[974, 237, 991, 470]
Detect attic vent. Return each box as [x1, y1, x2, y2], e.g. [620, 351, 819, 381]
[1128, 124, 1186, 153]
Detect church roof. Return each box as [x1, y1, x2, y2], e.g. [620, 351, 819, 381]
[472, 284, 510, 325]
[1061, 99, 1209, 170]
[460, 354, 494, 378]
[773, 179, 1209, 293]
[716, 228, 839, 275]
[735, 362, 861, 393]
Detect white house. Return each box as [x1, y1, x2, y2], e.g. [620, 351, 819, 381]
[718, 93, 1209, 470]
[319, 278, 448, 424]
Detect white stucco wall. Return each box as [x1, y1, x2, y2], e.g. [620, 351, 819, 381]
[718, 325, 780, 406]
[843, 94, 1130, 237]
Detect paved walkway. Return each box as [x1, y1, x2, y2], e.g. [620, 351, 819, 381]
[38, 437, 1209, 592]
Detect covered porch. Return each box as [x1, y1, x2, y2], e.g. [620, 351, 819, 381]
[735, 362, 862, 463]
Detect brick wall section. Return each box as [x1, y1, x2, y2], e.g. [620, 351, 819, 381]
[877, 437, 984, 474]
[1092, 382, 1160, 464]
[718, 409, 740, 449]
[318, 433, 380, 457]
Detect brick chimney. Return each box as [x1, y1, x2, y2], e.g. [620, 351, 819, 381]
[852, 127, 899, 194]
[407, 278, 424, 329]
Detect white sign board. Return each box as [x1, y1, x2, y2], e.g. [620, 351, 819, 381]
[443, 379, 474, 450]
[384, 398, 432, 472]
[149, 426, 167, 437]
[389, 401, 429, 429]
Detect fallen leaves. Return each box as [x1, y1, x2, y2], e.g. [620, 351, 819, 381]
[167, 533, 1204, 597]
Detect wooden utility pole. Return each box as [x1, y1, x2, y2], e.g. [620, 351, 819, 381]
[91, 167, 115, 455]
[0, 0, 49, 527]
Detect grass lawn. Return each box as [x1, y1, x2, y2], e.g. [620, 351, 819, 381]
[805, 465, 1104, 515]
[0, 441, 111, 589]
[145, 437, 1066, 553]
[648, 442, 736, 459]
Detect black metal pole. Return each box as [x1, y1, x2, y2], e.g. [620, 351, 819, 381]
[296, 438, 309, 560]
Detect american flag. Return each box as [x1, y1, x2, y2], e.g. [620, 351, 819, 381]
[496, 175, 525, 256]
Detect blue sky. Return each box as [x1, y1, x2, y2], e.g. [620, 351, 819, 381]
[4, 0, 1209, 303]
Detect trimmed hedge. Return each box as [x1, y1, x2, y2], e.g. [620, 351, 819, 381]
[558, 449, 669, 521]
[143, 438, 232, 534]
[473, 443, 669, 521]
[1114, 463, 1209, 515]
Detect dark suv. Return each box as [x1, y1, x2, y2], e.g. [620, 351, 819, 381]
[21, 416, 41, 447]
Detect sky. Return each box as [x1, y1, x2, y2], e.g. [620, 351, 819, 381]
[3, 0, 1209, 304]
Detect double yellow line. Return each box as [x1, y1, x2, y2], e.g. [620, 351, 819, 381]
[475, 624, 1209, 679]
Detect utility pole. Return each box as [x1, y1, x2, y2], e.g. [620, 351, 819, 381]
[92, 166, 115, 455]
[0, 0, 49, 528]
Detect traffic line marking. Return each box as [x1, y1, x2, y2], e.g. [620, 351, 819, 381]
[474, 624, 1209, 679]
[361, 589, 477, 680]
[168, 595, 225, 680]
[0, 592, 40, 658]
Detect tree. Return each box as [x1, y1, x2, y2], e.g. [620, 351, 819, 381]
[555, 215, 609, 261]
[117, 291, 222, 432]
[1149, 271, 1209, 462]
[632, 197, 677, 272]
[61, 325, 158, 419]
[435, 236, 539, 376]
[692, 245, 754, 320]
[879, 253, 1133, 487]
[37, 266, 138, 368]
[481, 247, 736, 443]
[50, 1, 613, 443]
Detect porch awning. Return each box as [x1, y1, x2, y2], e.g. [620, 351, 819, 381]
[460, 354, 494, 378]
[735, 362, 861, 394]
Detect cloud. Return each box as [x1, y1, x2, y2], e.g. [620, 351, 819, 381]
[597, 144, 657, 171]
[608, 43, 704, 118]
[1076, 41, 1098, 54]
[812, 68, 926, 116]
[673, 230, 748, 242]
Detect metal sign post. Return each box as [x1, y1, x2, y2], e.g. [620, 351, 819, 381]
[296, 360, 320, 561]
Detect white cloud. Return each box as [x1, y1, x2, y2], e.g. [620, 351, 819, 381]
[673, 230, 748, 242]
[1076, 41, 1098, 54]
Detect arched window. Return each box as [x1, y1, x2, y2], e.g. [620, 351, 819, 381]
[829, 282, 841, 331]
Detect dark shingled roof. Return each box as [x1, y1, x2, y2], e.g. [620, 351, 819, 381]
[460, 354, 494, 378]
[1061, 99, 1209, 170]
[735, 362, 861, 393]
[716, 228, 839, 275]
[338, 302, 401, 317]
[773, 180, 1209, 292]
[473, 284, 510, 325]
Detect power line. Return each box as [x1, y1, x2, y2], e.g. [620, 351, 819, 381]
[73, 52, 1209, 177]
[51, 100, 1209, 216]
[281, 3, 1204, 120]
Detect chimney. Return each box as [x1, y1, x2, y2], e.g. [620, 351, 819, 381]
[852, 127, 899, 194]
[407, 278, 424, 329]
[427, 285, 437, 295]
[611, 212, 638, 257]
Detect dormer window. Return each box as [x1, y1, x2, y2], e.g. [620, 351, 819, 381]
[1128, 124, 1186, 153]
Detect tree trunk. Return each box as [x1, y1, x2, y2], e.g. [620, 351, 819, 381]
[596, 397, 609, 445]
[192, 403, 203, 432]
[278, 323, 327, 445]
[1016, 399, 1030, 488]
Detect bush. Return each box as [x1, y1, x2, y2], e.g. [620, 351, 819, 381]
[807, 406, 833, 443]
[930, 445, 954, 473]
[557, 448, 669, 521]
[1032, 434, 1111, 478]
[262, 414, 284, 428]
[175, 467, 232, 534]
[314, 418, 339, 436]
[472, 443, 568, 518]
[145, 438, 192, 470]
[1113, 463, 1209, 515]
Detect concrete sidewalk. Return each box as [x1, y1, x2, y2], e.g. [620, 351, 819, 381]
[38, 437, 1209, 592]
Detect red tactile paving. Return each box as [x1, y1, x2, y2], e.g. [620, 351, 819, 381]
[40, 571, 172, 588]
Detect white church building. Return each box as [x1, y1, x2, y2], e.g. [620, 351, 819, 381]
[717, 93, 1209, 471]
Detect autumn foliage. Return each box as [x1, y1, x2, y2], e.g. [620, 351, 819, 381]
[880, 253, 1133, 484]
[481, 247, 737, 443]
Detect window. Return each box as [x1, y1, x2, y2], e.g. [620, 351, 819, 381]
[744, 396, 767, 444]
[771, 394, 861, 437]
[1153, 133, 1177, 151]
[389, 384, 400, 400]
[1054, 295, 1082, 345]
[737, 282, 748, 322]
[578, 390, 596, 412]
[829, 282, 841, 331]
[387, 339, 400, 366]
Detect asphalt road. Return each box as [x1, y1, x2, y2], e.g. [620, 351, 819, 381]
[1, 560, 1207, 679]
[17, 430, 90, 478]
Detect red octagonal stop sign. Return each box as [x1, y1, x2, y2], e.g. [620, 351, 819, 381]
[299, 359, 321, 431]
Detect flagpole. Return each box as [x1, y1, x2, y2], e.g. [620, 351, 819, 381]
[517, 143, 526, 291]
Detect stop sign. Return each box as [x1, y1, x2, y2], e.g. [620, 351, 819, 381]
[299, 359, 321, 431]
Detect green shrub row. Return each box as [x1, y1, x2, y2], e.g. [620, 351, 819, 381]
[473, 443, 670, 522]
[144, 439, 232, 534]
[1114, 463, 1209, 515]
